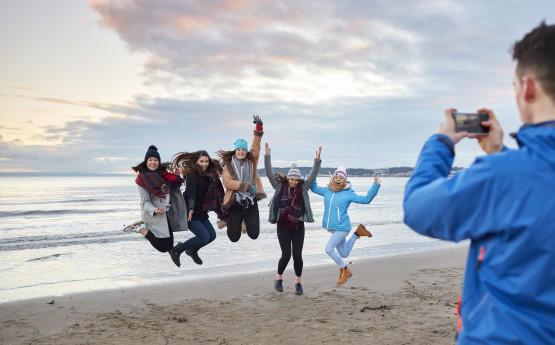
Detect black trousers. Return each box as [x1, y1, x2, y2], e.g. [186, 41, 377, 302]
[145, 216, 174, 252]
[276, 222, 305, 277]
[227, 201, 260, 242]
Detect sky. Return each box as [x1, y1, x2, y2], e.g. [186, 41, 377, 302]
[1, 0, 555, 174]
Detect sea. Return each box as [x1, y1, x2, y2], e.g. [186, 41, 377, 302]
[0, 175, 460, 303]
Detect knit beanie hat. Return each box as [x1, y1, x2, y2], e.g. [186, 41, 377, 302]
[234, 138, 248, 151]
[333, 165, 347, 180]
[287, 163, 302, 180]
[145, 145, 161, 161]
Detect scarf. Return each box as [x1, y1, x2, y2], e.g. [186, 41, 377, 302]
[202, 172, 227, 221]
[135, 170, 184, 199]
[277, 182, 304, 231]
[231, 156, 255, 207]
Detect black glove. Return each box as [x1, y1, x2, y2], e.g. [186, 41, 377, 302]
[252, 115, 263, 125]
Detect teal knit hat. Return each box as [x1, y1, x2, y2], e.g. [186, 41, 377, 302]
[234, 139, 248, 151]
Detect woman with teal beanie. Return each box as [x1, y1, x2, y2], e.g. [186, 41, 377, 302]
[217, 116, 267, 242]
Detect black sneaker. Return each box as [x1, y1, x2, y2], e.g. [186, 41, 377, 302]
[295, 283, 303, 295]
[274, 279, 283, 292]
[186, 249, 203, 265]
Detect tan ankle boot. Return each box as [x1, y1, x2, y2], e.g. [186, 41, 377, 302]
[336, 267, 353, 285]
[355, 224, 372, 238]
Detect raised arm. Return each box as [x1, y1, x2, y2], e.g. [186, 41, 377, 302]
[304, 146, 322, 190]
[264, 142, 280, 189]
[350, 178, 380, 204]
[250, 115, 264, 163]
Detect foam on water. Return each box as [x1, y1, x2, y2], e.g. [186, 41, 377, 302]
[0, 175, 457, 303]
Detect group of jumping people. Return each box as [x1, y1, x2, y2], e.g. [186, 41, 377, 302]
[128, 115, 381, 294]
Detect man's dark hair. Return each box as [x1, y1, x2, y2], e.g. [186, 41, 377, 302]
[512, 21, 555, 102]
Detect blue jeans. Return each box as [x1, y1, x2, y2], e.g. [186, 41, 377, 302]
[325, 230, 358, 268]
[179, 219, 216, 251]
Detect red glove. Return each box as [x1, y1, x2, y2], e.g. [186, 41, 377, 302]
[253, 115, 263, 131]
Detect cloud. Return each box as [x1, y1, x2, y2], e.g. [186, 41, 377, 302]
[3, 0, 553, 173]
[10, 86, 35, 91]
[91, 0, 460, 103]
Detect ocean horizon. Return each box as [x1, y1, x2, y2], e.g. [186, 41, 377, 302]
[0, 175, 459, 303]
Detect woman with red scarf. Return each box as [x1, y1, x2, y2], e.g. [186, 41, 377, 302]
[168, 150, 226, 267]
[264, 143, 322, 295]
[130, 145, 188, 266]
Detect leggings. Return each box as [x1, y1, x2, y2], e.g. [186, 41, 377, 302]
[227, 201, 260, 242]
[325, 230, 358, 268]
[145, 216, 174, 253]
[179, 219, 216, 252]
[276, 222, 305, 277]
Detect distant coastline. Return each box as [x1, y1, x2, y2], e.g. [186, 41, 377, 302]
[1, 166, 465, 177]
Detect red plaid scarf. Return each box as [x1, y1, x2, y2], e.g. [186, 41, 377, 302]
[135, 170, 184, 199]
[277, 182, 303, 231]
[202, 172, 227, 221]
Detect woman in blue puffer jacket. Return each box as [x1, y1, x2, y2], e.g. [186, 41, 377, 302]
[311, 166, 380, 285]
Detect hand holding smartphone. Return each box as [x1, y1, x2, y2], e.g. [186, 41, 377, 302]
[452, 112, 489, 135]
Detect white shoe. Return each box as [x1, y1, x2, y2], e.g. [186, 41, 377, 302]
[123, 220, 144, 233]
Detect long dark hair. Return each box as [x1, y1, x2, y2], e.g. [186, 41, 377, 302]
[172, 150, 222, 177]
[216, 149, 255, 164]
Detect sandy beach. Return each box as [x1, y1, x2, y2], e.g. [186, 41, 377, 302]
[0, 244, 467, 345]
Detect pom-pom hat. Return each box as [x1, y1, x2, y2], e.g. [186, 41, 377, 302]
[287, 163, 302, 180]
[145, 145, 161, 161]
[333, 165, 347, 180]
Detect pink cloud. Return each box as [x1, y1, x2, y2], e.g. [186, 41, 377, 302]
[11, 86, 35, 91]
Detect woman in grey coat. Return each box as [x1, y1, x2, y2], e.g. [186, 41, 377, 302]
[131, 145, 188, 267]
[264, 143, 321, 295]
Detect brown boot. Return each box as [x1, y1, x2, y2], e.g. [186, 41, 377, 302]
[355, 224, 372, 238]
[336, 267, 353, 285]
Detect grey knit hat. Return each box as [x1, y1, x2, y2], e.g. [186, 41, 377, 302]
[287, 163, 302, 180]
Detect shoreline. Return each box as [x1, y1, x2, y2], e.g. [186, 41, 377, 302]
[1, 244, 468, 344]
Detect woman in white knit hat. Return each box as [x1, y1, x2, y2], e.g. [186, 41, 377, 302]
[264, 143, 321, 295]
[311, 166, 381, 285]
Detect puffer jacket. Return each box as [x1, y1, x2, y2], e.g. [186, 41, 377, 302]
[311, 179, 380, 231]
[403, 122, 555, 344]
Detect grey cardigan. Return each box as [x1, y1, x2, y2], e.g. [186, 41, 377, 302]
[138, 186, 188, 238]
[264, 155, 321, 224]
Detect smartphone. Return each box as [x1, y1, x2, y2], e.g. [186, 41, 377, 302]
[451, 112, 489, 135]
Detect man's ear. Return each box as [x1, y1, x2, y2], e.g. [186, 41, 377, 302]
[523, 77, 536, 102]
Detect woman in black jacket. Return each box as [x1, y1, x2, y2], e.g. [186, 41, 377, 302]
[169, 150, 226, 267]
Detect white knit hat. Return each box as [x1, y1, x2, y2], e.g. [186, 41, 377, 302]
[333, 165, 347, 180]
[287, 163, 302, 180]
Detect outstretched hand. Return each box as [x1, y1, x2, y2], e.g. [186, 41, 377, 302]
[253, 115, 263, 125]
[253, 115, 263, 132]
[265, 142, 271, 155]
[374, 176, 381, 185]
[315, 146, 322, 160]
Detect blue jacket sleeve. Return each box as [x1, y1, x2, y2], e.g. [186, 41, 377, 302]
[403, 134, 504, 242]
[310, 179, 326, 196]
[349, 182, 380, 204]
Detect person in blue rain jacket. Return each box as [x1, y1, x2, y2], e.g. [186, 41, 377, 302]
[403, 22, 555, 345]
[311, 166, 380, 285]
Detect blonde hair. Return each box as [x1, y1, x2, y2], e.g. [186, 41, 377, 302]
[327, 174, 346, 192]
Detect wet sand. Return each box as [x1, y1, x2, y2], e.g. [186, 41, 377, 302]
[0, 244, 467, 345]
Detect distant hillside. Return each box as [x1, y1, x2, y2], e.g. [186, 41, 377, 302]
[259, 166, 464, 177]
